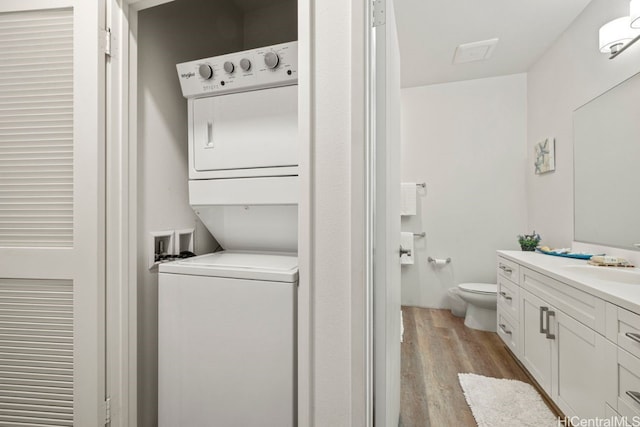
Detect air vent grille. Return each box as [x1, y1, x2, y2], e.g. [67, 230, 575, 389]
[0, 278, 73, 426]
[0, 8, 73, 248]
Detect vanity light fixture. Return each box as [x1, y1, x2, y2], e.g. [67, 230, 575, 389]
[600, 1, 640, 59]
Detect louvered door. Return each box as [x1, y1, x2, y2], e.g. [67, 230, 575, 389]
[0, 2, 106, 426]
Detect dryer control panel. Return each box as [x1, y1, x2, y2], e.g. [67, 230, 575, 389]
[177, 41, 298, 99]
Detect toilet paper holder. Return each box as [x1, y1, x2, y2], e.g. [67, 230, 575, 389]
[428, 257, 451, 264]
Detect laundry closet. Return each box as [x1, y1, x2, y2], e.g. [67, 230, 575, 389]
[136, 1, 298, 425]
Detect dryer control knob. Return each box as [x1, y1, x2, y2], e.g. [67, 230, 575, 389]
[223, 61, 235, 74]
[198, 64, 213, 79]
[239, 58, 251, 71]
[264, 51, 279, 69]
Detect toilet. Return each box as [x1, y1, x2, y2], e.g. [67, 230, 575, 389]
[456, 283, 498, 332]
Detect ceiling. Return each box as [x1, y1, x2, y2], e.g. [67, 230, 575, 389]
[395, 0, 593, 87]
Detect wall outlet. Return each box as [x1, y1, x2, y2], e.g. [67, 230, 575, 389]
[176, 228, 195, 254]
[149, 231, 175, 270]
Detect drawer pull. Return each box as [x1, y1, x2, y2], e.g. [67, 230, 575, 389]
[626, 391, 640, 407]
[499, 324, 512, 335]
[499, 291, 512, 301]
[625, 332, 640, 344]
[499, 264, 513, 274]
[545, 310, 556, 340]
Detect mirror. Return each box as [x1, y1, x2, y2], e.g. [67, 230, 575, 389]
[574, 71, 640, 250]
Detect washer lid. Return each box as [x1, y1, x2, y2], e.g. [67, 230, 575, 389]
[458, 283, 497, 294]
[159, 251, 298, 283]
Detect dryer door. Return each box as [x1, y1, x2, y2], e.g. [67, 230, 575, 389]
[192, 84, 297, 171]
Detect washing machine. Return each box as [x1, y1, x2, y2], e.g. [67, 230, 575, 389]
[159, 41, 298, 426]
[158, 252, 297, 426]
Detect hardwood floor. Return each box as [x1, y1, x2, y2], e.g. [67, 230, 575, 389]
[399, 307, 559, 427]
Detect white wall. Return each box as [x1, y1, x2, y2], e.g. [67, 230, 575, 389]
[136, 2, 243, 425]
[527, 0, 640, 252]
[400, 74, 528, 308]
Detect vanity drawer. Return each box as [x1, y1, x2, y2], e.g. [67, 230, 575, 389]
[497, 308, 519, 357]
[605, 404, 632, 426]
[497, 256, 519, 284]
[497, 276, 519, 319]
[616, 348, 640, 418]
[521, 267, 606, 335]
[606, 303, 640, 360]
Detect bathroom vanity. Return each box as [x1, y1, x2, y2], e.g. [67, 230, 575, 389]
[496, 251, 640, 421]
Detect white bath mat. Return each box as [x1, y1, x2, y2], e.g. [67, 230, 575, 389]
[458, 373, 557, 427]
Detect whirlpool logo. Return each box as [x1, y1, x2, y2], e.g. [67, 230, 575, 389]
[181, 72, 195, 79]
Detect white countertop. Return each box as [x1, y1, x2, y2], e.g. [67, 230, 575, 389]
[497, 250, 640, 314]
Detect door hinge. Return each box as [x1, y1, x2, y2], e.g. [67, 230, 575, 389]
[373, 0, 385, 27]
[104, 397, 111, 425]
[101, 27, 112, 57]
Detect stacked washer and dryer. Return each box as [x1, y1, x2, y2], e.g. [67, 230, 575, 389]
[158, 42, 299, 426]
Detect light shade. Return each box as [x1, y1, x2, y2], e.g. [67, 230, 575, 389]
[632, 0, 640, 29]
[599, 17, 637, 53]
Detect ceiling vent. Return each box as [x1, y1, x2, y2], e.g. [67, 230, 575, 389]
[453, 38, 499, 64]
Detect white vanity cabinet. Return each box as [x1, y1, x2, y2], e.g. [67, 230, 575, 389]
[496, 252, 640, 421]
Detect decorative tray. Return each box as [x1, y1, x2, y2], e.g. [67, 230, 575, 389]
[535, 248, 596, 260]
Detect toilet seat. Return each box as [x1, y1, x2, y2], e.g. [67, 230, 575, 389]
[458, 283, 497, 295]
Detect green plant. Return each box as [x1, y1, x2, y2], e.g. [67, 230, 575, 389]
[518, 231, 541, 251]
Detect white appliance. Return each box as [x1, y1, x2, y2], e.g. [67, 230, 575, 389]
[158, 252, 297, 426]
[159, 41, 298, 427]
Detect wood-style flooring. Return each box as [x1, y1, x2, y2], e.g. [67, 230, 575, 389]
[399, 307, 560, 427]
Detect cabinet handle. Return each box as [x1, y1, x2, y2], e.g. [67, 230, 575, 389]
[626, 391, 640, 407]
[499, 264, 513, 274]
[206, 121, 214, 147]
[499, 324, 512, 335]
[540, 306, 549, 334]
[545, 310, 556, 340]
[499, 291, 512, 301]
[625, 332, 640, 344]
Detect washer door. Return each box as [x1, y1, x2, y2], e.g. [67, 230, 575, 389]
[192, 84, 297, 171]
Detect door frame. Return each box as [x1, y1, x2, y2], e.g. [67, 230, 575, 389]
[105, 1, 136, 426]
[106, 0, 314, 425]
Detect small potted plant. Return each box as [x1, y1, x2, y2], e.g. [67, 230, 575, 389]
[518, 231, 541, 251]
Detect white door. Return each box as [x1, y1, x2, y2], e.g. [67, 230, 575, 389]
[0, 1, 106, 425]
[373, 0, 402, 425]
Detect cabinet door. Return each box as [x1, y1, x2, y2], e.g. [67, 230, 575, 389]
[552, 310, 608, 419]
[520, 289, 553, 393]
